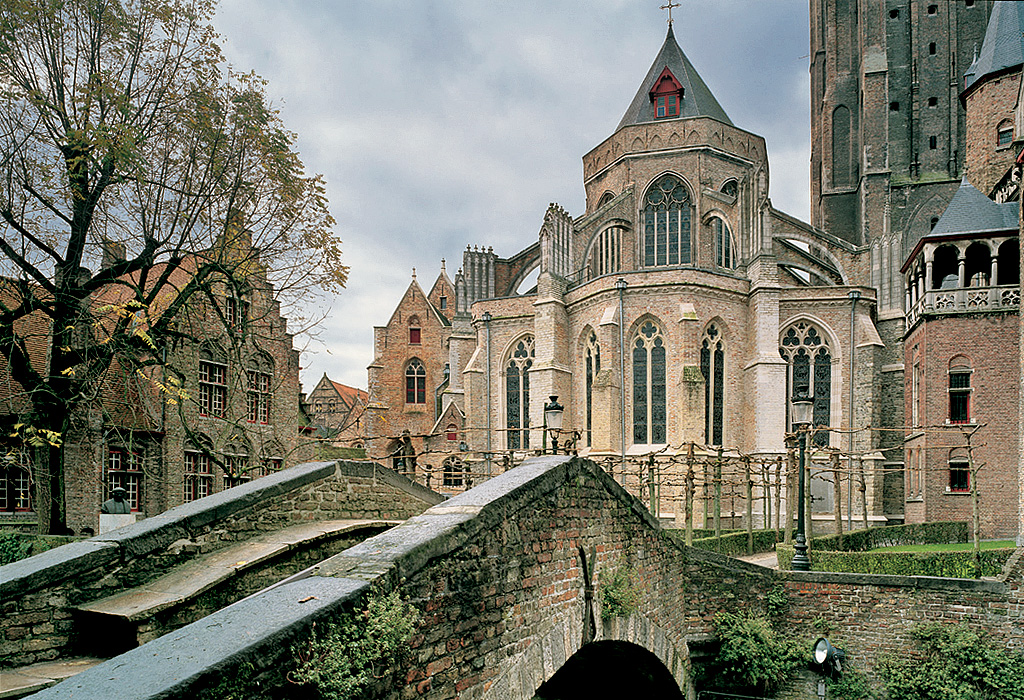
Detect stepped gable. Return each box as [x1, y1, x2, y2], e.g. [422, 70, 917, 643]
[964, 1, 1024, 92]
[616, 25, 732, 130]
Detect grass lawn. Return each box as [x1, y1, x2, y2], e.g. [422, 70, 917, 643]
[869, 540, 1016, 553]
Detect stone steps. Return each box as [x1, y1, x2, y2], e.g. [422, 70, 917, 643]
[71, 519, 397, 652]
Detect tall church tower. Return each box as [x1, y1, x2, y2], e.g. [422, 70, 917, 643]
[809, 0, 991, 316]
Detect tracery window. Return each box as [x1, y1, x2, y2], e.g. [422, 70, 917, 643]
[642, 175, 692, 268]
[701, 325, 725, 446]
[720, 180, 738, 198]
[505, 336, 535, 450]
[405, 360, 426, 404]
[632, 321, 666, 445]
[712, 217, 734, 269]
[107, 448, 143, 511]
[585, 332, 600, 446]
[443, 457, 464, 488]
[1, 447, 33, 513]
[588, 226, 622, 279]
[780, 322, 832, 446]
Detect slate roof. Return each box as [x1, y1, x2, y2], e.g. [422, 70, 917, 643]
[929, 178, 1018, 237]
[964, 1, 1024, 91]
[616, 25, 732, 131]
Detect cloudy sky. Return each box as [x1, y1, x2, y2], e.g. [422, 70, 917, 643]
[214, 1, 812, 390]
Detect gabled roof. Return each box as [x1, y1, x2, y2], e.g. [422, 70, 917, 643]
[616, 25, 732, 131]
[964, 1, 1024, 92]
[930, 178, 1018, 237]
[330, 379, 368, 406]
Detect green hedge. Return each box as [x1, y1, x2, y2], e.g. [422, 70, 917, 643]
[776, 543, 1013, 578]
[811, 522, 968, 553]
[667, 528, 780, 556]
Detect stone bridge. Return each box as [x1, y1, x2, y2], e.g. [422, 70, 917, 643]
[3, 455, 1023, 700]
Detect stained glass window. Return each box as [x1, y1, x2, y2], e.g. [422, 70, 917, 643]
[506, 336, 535, 450]
[642, 175, 691, 268]
[701, 325, 725, 445]
[780, 322, 832, 447]
[633, 321, 666, 445]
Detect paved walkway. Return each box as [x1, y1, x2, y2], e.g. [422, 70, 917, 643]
[736, 550, 779, 569]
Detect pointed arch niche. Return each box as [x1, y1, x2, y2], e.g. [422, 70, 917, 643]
[584, 330, 601, 447]
[701, 323, 725, 446]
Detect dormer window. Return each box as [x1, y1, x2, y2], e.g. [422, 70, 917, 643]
[650, 68, 684, 120]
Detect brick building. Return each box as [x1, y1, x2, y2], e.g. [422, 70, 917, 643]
[902, 2, 1023, 541]
[0, 237, 315, 534]
[363, 264, 473, 492]
[306, 374, 368, 447]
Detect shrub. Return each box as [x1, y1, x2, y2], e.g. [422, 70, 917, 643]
[695, 611, 806, 696]
[290, 589, 419, 700]
[0, 531, 71, 565]
[878, 623, 1024, 700]
[667, 528, 780, 556]
[599, 563, 642, 621]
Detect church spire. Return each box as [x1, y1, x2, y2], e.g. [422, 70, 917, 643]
[615, 24, 732, 130]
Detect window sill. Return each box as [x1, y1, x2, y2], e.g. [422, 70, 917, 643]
[944, 489, 971, 495]
[905, 498, 924, 503]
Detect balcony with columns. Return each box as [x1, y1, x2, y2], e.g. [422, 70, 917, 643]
[904, 236, 1020, 329]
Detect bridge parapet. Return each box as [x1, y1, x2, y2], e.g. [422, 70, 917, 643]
[0, 460, 441, 667]
[23, 455, 697, 699]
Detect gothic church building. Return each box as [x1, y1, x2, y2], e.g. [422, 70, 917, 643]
[367, 26, 904, 522]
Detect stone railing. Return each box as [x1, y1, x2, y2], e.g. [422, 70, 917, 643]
[908, 283, 1020, 326]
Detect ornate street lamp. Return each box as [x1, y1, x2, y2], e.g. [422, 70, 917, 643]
[791, 391, 814, 571]
[544, 396, 564, 454]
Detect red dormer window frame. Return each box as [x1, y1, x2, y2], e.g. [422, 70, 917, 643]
[650, 68, 684, 119]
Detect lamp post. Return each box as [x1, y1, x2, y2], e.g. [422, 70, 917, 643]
[482, 311, 492, 476]
[614, 278, 627, 483]
[544, 396, 564, 454]
[792, 391, 814, 571]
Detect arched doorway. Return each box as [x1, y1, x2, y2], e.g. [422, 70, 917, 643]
[533, 640, 683, 700]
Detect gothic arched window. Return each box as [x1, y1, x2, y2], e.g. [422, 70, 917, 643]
[585, 332, 600, 447]
[506, 336, 535, 450]
[712, 217, 735, 269]
[405, 360, 426, 404]
[780, 322, 833, 446]
[443, 457, 464, 488]
[701, 324, 725, 446]
[632, 320, 666, 445]
[642, 175, 692, 267]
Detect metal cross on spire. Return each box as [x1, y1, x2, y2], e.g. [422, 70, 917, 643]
[660, 1, 680, 26]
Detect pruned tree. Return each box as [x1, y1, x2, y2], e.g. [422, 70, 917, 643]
[0, 0, 347, 532]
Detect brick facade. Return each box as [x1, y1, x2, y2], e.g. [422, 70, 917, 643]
[1, 246, 316, 535]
